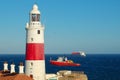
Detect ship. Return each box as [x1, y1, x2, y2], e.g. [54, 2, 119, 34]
[50, 57, 80, 66]
[72, 51, 86, 57]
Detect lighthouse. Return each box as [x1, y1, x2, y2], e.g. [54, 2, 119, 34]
[25, 4, 45, 80]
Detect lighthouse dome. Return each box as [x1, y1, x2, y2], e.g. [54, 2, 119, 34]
[33, 4, 38, 10]
[30, 4, 40, 14]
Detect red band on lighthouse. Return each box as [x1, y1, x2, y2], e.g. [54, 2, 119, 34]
[26, 43, 44, 60]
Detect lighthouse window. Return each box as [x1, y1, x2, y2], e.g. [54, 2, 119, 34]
[32, 14, 40, 21]
[37, 30, 40, 34]
[37, 14, 40, 21]
[32, 14, 36, 21]
[31, 62, 33, 66]
[31, 38, 33, 41]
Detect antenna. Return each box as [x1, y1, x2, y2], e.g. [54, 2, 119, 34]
[34, 0, 37, 5]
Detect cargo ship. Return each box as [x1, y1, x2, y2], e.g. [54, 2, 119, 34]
[50, 57, 80, 66]
[72, 51, 86, 57]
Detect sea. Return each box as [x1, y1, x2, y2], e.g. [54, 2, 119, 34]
[0, 54, 120, 80]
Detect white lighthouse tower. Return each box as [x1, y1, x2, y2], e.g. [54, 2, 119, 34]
[25, 4, 45, 80]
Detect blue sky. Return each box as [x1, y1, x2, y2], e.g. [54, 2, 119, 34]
[0, 0, 120, 54]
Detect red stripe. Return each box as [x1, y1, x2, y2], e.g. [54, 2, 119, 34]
[26, 43, 44, 60]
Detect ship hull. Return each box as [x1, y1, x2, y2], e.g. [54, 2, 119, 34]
[72, 52, 80, 55]
[50, 60, 80, 66]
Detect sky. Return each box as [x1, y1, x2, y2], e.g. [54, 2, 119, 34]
[0, 0, 120, 54]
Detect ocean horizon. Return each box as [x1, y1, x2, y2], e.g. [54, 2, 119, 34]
[0, 53, 120, 80]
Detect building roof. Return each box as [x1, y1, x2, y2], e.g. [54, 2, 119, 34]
[14, 74, 33, 80]
[0, 71, 33, 80]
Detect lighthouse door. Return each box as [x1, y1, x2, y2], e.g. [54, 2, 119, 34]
[30, 74, 33, 78]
